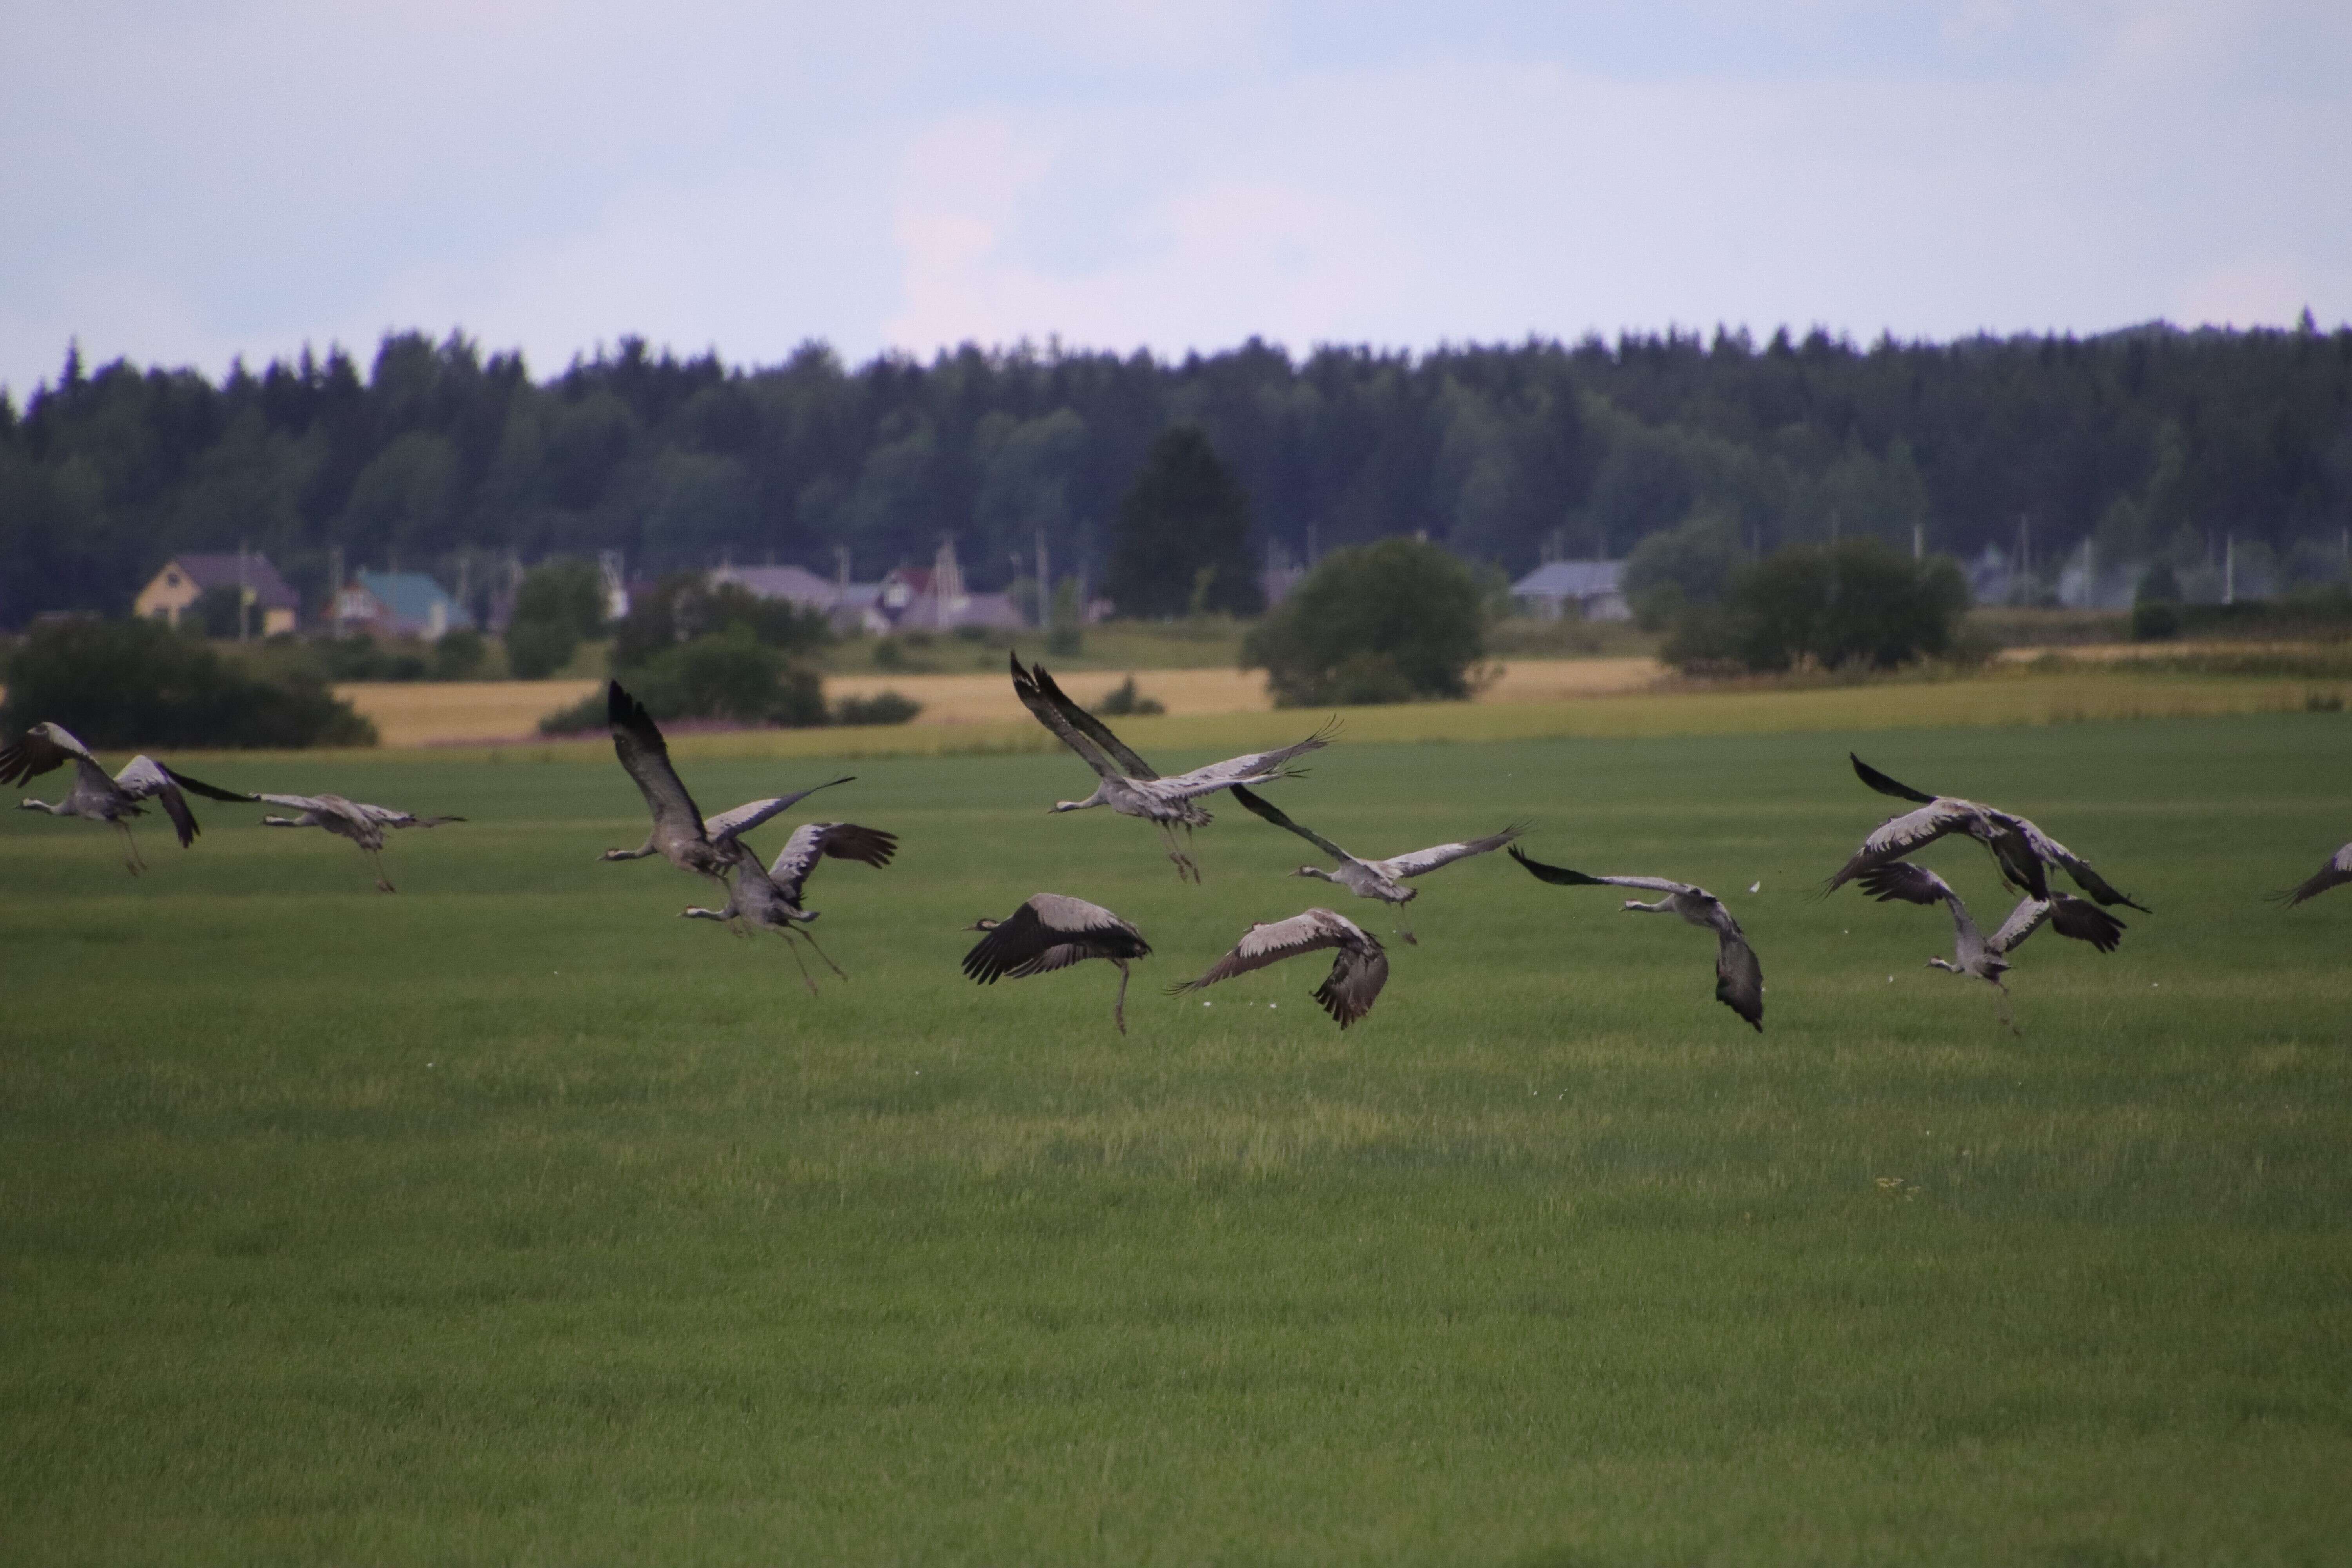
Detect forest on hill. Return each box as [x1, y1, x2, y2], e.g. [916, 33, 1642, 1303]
[2, 319, 2349, 629]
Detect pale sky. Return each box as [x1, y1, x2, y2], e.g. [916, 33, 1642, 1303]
[3, 0, 2347, 399]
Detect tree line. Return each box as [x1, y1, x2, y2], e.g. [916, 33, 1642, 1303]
[3, 318, 2349, 629]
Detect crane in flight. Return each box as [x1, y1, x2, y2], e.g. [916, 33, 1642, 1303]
[681, 820, 897, 991]
[962, 894, 1153, 1034]
[1226, 783, 1522, 942]
[1168, 908, 1388, 1029]
[601, 679, 850, 898]
[1855, 860, 2126, 1028]
[1011, 652, 1333, 880]
[1510, 848, 1764, 1031]
[2, 721, 248, 873]
[1835, 753, 2149, 911]
[249, 792, 464, 892]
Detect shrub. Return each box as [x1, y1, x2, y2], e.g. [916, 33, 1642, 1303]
[624, 626, 826, 728]
[1664, 540, 1970, 674]
[1095, 675, 1165, 716]
[503, 617, 577, 679]
[1242, 537, 1485, 706]
[832, 691, 922, 726]
[2131, 600, 2181, 641]
[431, 627, 488, 680]
[1624, 509, 1745, 630]
[1, 617, 376, 749]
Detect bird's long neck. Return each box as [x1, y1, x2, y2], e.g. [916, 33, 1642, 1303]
[18, 798, 64, 815]
[1298, 866, 1336, 883]
[1927, 957, 1959, 973]
[1622, 897, 1673, 914]
[681, 905, 732, 922]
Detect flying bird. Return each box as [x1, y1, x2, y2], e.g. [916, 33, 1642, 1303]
[601, 679, 850, 895]
[1854, 861, 2126, 1025]
[1011, 652, 1333, 880]
[1510, 848, 1764, 1031]
[1227, 783, 1523, 942]
[1841, 753, 2150, 911]
[962, 894, 1153, 1034]
[250, 792, 464, 892]
[1168, 907, 1388, 1029]
[1, 721, 248, 873]
[681, 821, 897, 991]
[2271, 842, 2352, 907]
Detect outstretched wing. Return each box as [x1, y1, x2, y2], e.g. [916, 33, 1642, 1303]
[1823, 801, 1979, 894]
[1312, 944, 1390, 1029]
[160, 764, 258, 803]
[255, 792, 334, 814]
[2047, 894, 2127, 953]
[1151, 720, 1339, 801]
[702, 776, 855, 846]
[2274, 842, 2352, 907]
[1854, 860, 1957, 908]
[0, 724, 91, 786]
[1227, 783, 1353, 862]
[608, 680, 705, 842]
[768, 822, 897, 904]
[2015, 820, 2149, 912]
[112, 756, 200, 848]
[1850, 752, 1938, 805]
[1714, 928, 1764, 1032]
[963, 897, 1148, 984]
[354, 801, 463, 830]
[1171, 908, 1359, 992]
[1381, 822, 1527, 879]
[1508, 848, 1693, 896]
[1985, 897, 2053, 955]
[1011, 653, 1120, 780]
[1028, 662, 1158, 780]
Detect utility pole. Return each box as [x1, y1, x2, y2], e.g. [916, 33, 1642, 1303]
[328, 545, 344, 635]
[1036, 523, 1051, 632]
[1912, 521, 1923, 561]
[2225, 534, 2236, 605]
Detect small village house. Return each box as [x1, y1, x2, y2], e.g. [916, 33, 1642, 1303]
[331, 570, 474, 639]
[133, 552, 301, 635]
[1510, 559, 1631, 621]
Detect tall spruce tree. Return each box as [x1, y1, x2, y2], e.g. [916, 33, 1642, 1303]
[1105, 426, 1264, 618]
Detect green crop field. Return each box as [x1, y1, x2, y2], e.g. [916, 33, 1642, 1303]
[4, 710, 2349, 1564]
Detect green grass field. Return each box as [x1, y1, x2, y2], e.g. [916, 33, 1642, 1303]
[5, 711, 2350, 1563]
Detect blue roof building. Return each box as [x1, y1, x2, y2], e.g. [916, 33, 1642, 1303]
[334, 570, 474, 638]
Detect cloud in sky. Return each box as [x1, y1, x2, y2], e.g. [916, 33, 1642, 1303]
[2, 0, 2347, 395]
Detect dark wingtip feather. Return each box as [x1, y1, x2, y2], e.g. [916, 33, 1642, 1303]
[1509, 846, 1604, 886]
[1850, 752, 1937, 804]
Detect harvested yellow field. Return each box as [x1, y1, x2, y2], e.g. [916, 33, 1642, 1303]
[339, 659, 1668, 748]
[336, 680, 599, 747]
[285, 667, 2352, 770]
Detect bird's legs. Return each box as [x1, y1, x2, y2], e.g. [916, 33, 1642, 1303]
[795, 924, 850, 981]
[1112, 960, 1130, 1036]
[1160, 822, 1200, 882]
[1992, 981, 2020, 1036]
[773, 930, 820, 996]
[114, 820, 145, 875]
[365, 845, 395, 893]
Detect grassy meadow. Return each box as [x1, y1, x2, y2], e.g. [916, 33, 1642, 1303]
[4, 708, 2350, 1563]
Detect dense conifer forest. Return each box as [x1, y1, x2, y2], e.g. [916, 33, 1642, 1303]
[3, 319, 2348, 629]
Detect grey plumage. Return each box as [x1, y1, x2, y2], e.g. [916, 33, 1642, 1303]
[681, 821, 898, 991]
[2272, 842, 2352, 907]
[1844, 753, 2148, 911]
[251, 791, 464, 892]
[1855, 861, 2127, 1024]
[1228, 783, 1522, 941]
[1011, 652, 1333, 881]
[601, 678, 851, 896]
[2, 721, 245, 874]
[963, 893, 1152, 1034]
[1510, 848, 1764, 1031]
[1168, 907, 1388, 1029]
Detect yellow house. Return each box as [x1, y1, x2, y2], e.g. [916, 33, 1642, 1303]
[133, 553, 300, 636]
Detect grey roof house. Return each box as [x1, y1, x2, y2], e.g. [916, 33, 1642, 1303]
[1510, 560, 1631, 621]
